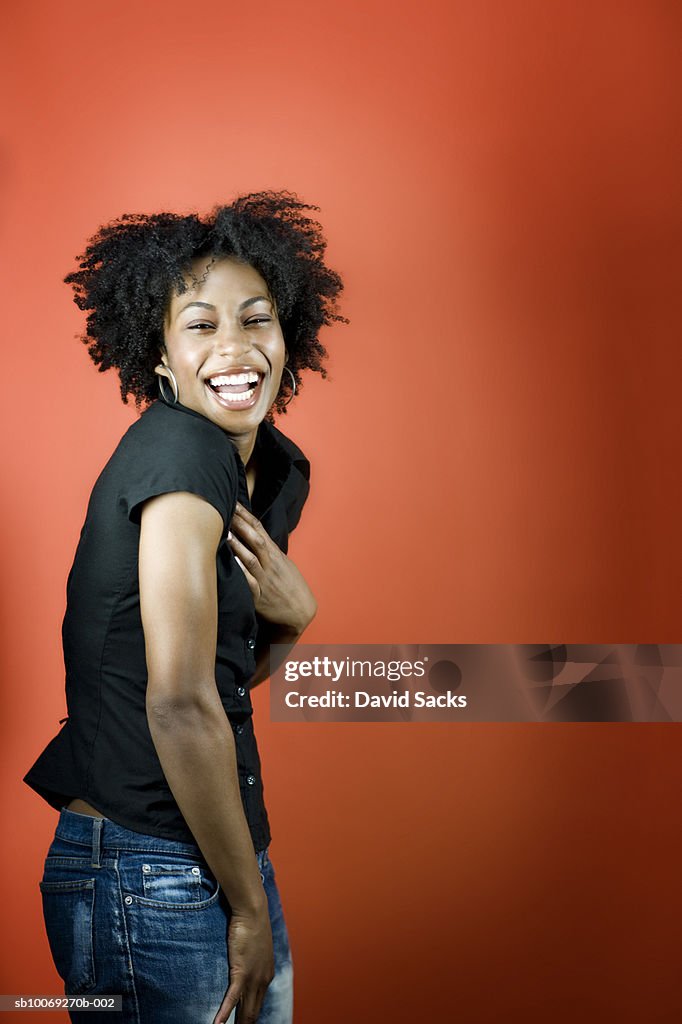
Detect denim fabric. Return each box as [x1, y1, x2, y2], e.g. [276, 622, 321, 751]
[38, 808, 294, 1023]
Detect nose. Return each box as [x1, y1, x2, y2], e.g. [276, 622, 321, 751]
[213, 323, 252, 360]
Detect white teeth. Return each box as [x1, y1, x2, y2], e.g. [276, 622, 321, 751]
[214, 387, 256, 403]
[208, 371, 260, 386]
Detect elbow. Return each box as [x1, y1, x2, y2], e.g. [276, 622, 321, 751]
[146, 681, 217, 726]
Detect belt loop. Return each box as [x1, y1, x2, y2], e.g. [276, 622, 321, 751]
[91, 817, 103, 868]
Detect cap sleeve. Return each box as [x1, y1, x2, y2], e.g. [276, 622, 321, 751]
[119, 408, 238, 533]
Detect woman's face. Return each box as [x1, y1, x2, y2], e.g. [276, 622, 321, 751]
[159, 256, 287, 440]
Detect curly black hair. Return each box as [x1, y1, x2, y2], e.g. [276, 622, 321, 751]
[64, 190, 348, 416]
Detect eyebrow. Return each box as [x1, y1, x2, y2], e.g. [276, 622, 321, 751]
[176, 295, 273, 319]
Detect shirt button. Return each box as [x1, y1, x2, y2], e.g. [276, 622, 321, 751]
[247, 638, 256, 650]
[235, 724, 244, 735]
[236, 685, 246, 697]
[246, 774, 256, 786]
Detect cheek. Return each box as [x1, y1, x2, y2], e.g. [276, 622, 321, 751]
[272, 334, 287, 367]
[178, 353, 200, 376]
[169, 343, 202, 378]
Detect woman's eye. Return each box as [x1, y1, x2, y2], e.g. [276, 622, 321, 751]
[186, 318, 272, 330]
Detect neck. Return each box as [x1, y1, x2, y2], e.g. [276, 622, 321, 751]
[228, 427, 258, 468]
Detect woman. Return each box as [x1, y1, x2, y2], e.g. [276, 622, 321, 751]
[23, 191, 346, 1024]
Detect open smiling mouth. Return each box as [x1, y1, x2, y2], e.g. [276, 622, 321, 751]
[205, 370, 265, 409]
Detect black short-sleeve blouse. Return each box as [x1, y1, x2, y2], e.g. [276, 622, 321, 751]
[23, 396, 311, 853]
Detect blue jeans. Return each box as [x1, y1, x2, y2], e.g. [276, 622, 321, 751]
[39, 808, 294, 1023]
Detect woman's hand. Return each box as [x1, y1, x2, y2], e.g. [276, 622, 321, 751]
[227, 503, 317, 635]
[214, 898, 274, 1024]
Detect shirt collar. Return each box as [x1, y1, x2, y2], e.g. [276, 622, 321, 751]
[155, 395, 309, 511]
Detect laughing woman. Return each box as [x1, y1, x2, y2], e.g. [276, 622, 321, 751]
[23, 192, 346, 1024]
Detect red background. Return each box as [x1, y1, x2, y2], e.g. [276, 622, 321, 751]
[2, 1, 681, 1021]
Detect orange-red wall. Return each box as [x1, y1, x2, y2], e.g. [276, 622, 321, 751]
[2, 1, 680, 1021]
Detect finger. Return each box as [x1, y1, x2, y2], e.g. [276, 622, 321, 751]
[229, 521, 273, 570]
[232, 504, 264, 531]
[228, 533, 265, 581]
[233, 502, 262, 525]
[230, 509, 275, 564]
[236, 985, 268, 1024]
[213, 982, 243, 1024]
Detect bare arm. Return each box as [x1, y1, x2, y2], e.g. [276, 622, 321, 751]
[139, 490, 274, 1024]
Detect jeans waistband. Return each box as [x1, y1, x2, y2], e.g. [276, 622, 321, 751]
[55, 807, 270, 870]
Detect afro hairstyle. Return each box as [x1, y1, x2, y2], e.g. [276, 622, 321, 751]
[64, 190, 348, 417]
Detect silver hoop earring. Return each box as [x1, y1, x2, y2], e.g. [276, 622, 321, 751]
[157, 365, 179, 405]
[282, 365, 296, 407]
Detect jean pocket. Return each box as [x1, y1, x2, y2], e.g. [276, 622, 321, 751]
[121, 858, 220, 911]
[39, 878, 96, 994]
[142, 862, 204, 903]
